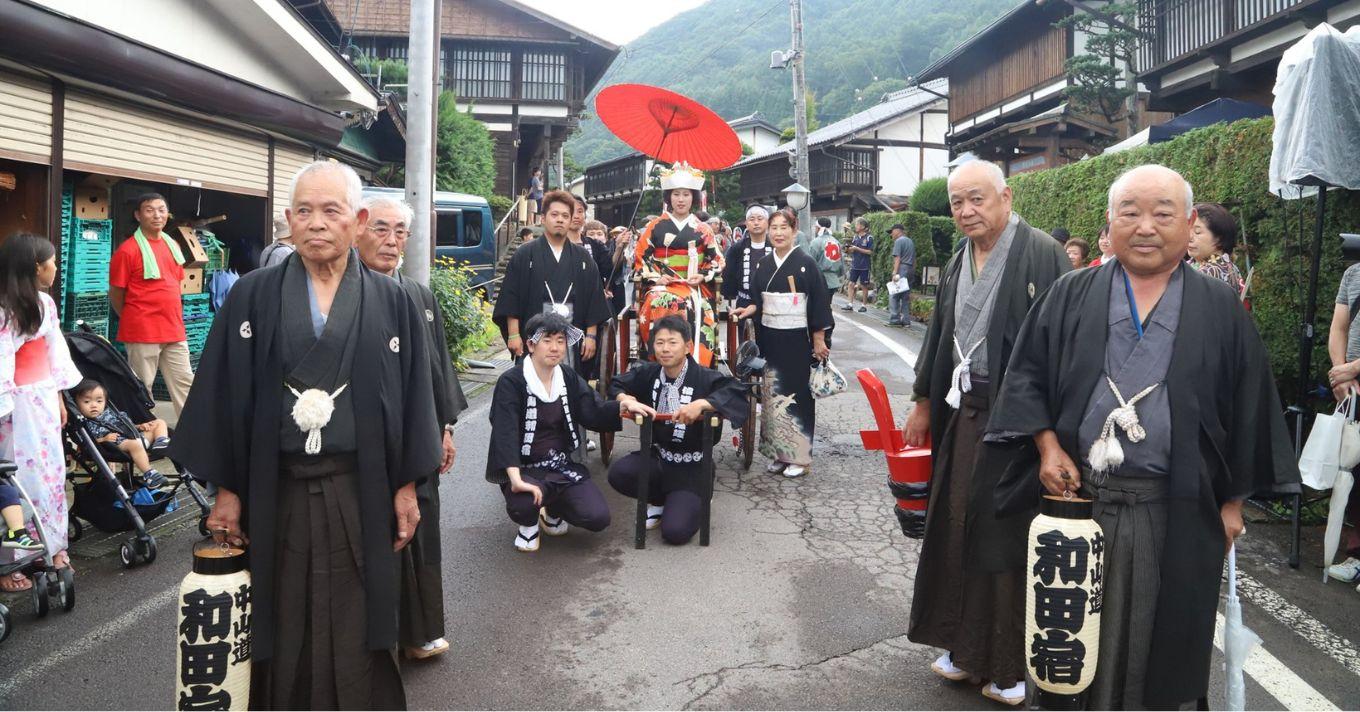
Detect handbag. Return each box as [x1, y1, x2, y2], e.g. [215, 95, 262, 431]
[1299, 397, 1351, 490]
[809, 360, 847, 399]
[1339, 395, 1360, 470]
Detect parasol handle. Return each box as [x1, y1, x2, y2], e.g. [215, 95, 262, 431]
[1227, 543, 1237, 599]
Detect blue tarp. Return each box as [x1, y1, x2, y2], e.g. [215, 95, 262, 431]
[1148, 98, 1272, 143]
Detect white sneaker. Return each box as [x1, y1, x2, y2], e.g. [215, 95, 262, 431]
[765, 461, 787, 474]
[981, 681, 1025, 706]
[1327, 556, 1360, 583]
[783, 465, 807, 478]
[930, 652, 969, 681]
[406, 637, 450, 659]
[514, 524, 540, 552]
[587, 440, 598, 452]
[645, 505, 664, 530]
[540, 509, 570, 536]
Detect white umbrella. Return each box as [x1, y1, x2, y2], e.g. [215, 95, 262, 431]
[1323, 469, 1356, 581]
[1224, 545, 1262, 711]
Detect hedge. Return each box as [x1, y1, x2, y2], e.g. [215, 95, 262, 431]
[859, 210, 962, 290]
[1004, 117, 1360, 400]
[911, 177, 951, 216]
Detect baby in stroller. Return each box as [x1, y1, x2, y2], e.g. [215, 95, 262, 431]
[71, 379, 169, 489]
[0, 484, 43, 551]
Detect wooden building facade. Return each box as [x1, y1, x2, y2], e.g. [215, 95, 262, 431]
[916, 0, 1118, 176]
[300, 0, 619, 199]
[1134, 0, 1360, 112]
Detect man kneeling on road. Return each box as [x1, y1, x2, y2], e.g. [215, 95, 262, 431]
[607, 315, 749, 545]
[486, 312, 635, 552]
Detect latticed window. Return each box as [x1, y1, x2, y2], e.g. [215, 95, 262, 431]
[522, 51, 566, 101]
[449, 47, 512, 99]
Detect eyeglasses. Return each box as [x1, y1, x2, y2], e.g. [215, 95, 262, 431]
[369, 225, 410, 239]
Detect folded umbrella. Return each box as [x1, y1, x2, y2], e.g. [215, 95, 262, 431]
[1224, 544, 1262, 711]
[1323, 468, 1356, 582]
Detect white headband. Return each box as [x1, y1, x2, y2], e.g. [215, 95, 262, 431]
[529, 325, 584, 347]
[746, 206, 770, 220]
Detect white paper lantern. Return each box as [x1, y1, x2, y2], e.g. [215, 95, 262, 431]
[1026, 495, 1105, 709]
[176, 539, 252, 711]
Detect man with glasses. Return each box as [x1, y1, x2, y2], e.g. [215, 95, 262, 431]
[357, 195, 468, 661]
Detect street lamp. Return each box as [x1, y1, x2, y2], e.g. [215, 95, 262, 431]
[782, 182, 810, 211]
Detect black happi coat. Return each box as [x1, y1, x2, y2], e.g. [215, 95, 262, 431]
[484, 363, 623, 483]
[493, 237, 610, 342]
[985, 261, 1299, 707]
[910, 218, 1068, 570]
[720, 236, 772, 303]
[609, 358, 750, 470]
[171, 254, 442, 659]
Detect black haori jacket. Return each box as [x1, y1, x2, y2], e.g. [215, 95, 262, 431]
[984, 261, 1300, 706]
[911, 218, 1069, 569]
[170, 253, 442, 660]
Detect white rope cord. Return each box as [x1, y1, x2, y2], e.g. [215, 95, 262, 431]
[1088, 376, 1160, 474]
[945, 336, 986, 409]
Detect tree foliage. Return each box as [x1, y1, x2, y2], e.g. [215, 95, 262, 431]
[910, 177, 951, 216]
[434, 91, 495, 197]
[566, 0, 1020, 167]
[1055, 2, 1140, 129]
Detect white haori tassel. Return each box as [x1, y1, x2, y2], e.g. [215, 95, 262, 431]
[946, 336, 985, 409]
[287, 383, 350, 455]
[1088, 377, 1159, 475]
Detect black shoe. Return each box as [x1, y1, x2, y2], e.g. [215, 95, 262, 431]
[840, 303, 854, 311]
[857, 306, 867, 313]
[887, 319, 904, 326]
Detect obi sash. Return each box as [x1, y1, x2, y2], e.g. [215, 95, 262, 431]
[761, 291, 808, 330]
[15, 338, 51, 386]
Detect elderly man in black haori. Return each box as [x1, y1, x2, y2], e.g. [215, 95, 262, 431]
[493, 189, 609, 368]
[356, 195, 470, 662]
[985, 164, 1298, 709]
[485, 312, 639, 552]
[607, 314, 749, 545]
[171, 161, 443, 710]
[901, 159, 1070, 706]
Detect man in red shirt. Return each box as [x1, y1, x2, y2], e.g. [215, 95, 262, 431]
[109, 193, 194, 415]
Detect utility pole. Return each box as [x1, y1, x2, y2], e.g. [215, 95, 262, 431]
[404, 0, 438, 285]
[788, 0, 811, 230]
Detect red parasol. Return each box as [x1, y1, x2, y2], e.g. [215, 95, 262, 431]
[595, 84, 742, 171]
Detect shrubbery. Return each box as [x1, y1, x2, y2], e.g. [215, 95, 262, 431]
[910, 177, 950, 216]
[429, 258, 499, 368]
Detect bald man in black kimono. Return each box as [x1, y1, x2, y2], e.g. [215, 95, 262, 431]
[173, 162, 442, 710]
[985, 165, 1298, 708]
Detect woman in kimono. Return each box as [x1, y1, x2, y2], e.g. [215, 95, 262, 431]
[485, 312, 640, 552]
[633, 162, 724, 367]
[0, 233, 83, 589]
[731, 209, 833, 478]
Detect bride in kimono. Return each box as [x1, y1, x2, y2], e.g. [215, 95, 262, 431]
[0, 234, 83, 590]
[633, 162, 724, 367]
[731, 208, 833, 478]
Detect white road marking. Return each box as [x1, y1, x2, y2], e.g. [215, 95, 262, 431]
[835, 314, 918, 368]
[0, 588, 176, 697]
[1214, 612, 1340, 710]
[1235, 570, 1360, 677]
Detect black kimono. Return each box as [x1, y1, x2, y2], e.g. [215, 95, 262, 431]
[720, 235, 772, 305]
[172, 251, 441, 709]
[396, 272, 468, 648]
[905, 217, 1068, 688]
[486, 362, 623, 529]
[493, 237, 610, 365]
[606, 359, 749, 543]
[985, 261, 1299, 707]
[748, 247, 834, 467]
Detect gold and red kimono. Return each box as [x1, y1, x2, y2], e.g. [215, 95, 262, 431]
[634, 212, 724, 366]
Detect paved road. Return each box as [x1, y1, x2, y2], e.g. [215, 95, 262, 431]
[1, 301, 1358, 709]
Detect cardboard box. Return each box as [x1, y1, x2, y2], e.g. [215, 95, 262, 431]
[174, 227, 210, 266]
[180, 267, 203, 295]
[74, 186, 109, 220]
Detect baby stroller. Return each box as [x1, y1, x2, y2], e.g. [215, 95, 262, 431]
[0, 459, 75, 644]
[62, 324, 212, 567]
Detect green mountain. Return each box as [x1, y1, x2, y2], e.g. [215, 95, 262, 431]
[566, 0, 1022, 168]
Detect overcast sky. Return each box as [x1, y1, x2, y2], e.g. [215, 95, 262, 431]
[518, 0, 709, 45]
